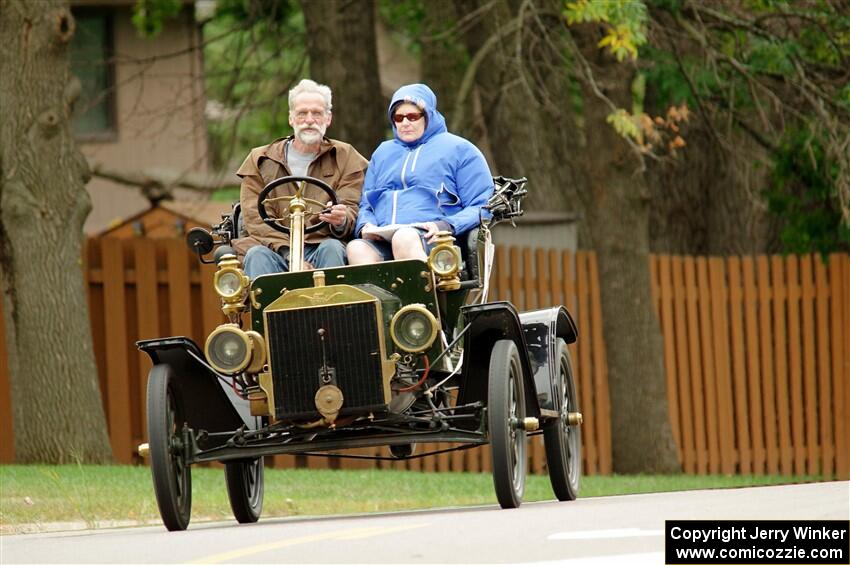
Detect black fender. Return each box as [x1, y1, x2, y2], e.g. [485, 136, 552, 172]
[136, 337, 256, 443]
[457, 302, 541, 419]
[519, 306, 578, 412]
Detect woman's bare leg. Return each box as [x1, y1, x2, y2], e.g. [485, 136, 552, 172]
[347, 239, 382, 264]
[392, 227, 428, 260]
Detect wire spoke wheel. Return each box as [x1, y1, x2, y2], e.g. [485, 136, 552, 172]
[543, 338, 581, 501]
[147, 364, 192, 531]
[224, 457, 265, 524]
[488, 339, 527, 508]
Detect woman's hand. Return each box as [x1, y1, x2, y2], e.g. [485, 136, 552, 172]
[360, 223, 383, 241]
[421, 221, 441, 243]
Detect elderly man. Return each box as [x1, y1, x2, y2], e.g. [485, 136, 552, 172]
[232, 79, 368, 278]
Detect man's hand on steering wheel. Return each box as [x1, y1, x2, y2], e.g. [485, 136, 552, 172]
[319, 201, 347, 227]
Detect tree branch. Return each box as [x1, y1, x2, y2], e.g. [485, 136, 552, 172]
[89, 162, 237, 204]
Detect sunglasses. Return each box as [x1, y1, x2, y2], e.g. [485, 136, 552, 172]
[392, 112, 424, 123]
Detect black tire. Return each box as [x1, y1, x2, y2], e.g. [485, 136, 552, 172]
[225, 457, 264, 523]
[147, 364, 192, 531]
[488, 339, 527, 509]
[543, 338, 581, 501]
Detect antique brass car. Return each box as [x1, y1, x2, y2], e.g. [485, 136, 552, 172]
[137, 175, 582, 531]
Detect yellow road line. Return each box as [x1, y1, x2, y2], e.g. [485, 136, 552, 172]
[191, 523, 428, 564]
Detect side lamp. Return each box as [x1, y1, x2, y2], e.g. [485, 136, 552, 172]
[427, 231, 462, 292]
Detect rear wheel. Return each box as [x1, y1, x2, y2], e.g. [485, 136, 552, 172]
[488, 339, 527, 508]
[543, 338, 581, 500]
[225, 458, 264, 523]
[147, 364, 192, 531]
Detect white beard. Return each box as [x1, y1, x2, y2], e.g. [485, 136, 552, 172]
[295, 124, 325, 145]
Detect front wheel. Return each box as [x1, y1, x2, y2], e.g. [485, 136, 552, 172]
[147, 364, 192, 531]
[543, 338, 581, 500]
[488, 339, 527, 509]
[225, 458, 264, 523]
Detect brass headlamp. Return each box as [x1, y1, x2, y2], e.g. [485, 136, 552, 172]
[390, 304, 439, 353]
[427, 231, 462, 291]
[213, 254, 250, 317]
[205, 324, 266, 375]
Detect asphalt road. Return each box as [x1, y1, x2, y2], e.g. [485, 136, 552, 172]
[2, 481, 848, 564]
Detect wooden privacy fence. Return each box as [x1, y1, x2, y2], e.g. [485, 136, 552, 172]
[648, 254, 849, 478]
[0, 238, 847, 478]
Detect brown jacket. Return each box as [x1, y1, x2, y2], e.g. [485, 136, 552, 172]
[232, 136, 368, 257]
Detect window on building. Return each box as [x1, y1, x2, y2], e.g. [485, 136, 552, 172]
[71, 10, 116, 139]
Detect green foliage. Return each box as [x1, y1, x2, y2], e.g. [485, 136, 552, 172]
[203, 0, 305, 170]
[215, 0, 296, 24]
[132, 0, 182, 37]
[641, 2, 850, 250]
[645, 0, 683, 12]
[767, 131, 850, 255]
[606, 109, 641, 140]
[841, 82, 850, 111]
[565, 0, 648, 61]
[642, 48, 698, 108]
[378, 0, 426, 55]
[746, 38, 797, 76]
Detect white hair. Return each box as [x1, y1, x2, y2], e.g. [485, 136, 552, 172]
[288, 79, 333, 112]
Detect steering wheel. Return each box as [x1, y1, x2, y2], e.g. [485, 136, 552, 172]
[257, 175, 339, 234]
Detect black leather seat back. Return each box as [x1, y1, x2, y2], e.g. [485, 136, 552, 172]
[230, 202, 246, 240]
[460, 227, 481, 283]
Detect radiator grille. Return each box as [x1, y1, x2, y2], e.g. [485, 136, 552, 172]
[265, 302, 386, 419]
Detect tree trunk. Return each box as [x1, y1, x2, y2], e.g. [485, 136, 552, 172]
[421, 1, 466, 124]
[647, 127, 780, 255]
[301, 0, 385, 158]
[453, 0, 577, 212]
[441, 2, 679, 472]
[0, 0, 112, 463]
[575, 24, 680, 473]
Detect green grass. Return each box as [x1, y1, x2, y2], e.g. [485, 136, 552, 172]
[0, 464, 822, 532]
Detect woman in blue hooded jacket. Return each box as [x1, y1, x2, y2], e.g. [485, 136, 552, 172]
[347, 84, 494, 264]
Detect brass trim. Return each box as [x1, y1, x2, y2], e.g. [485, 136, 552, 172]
[436, 277, 461, 292]
[315, 384, 344, 423]
[567, 412, 584, 426]
[427, 235, 462, 292]
[313, 270, 326, 287]
[522, 417, 540, 431]
[248, 389, 269, 416]
[214, 255, 250, 317]
[288, 181, 307, 272]
[428, 244, 460, 278]
[245, 330, 266, 374]
[137, 443, 149, 458]
[263, 284, 377, 312]
[249, 287, 263, 309]
[390, 304, 439, 353]
[258, 372, 276, 418]
[205, 324, 252, 375]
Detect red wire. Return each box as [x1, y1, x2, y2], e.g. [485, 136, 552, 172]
[232, 377, 248, 400]
[398, 355, 430, 392]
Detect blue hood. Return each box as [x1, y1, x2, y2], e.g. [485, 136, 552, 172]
[388, 84, 447, 147]
[355, 83, 494, 237]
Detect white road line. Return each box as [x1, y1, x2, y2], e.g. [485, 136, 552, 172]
[531, 551, 664, 564]
[548, 528, 664, 540]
